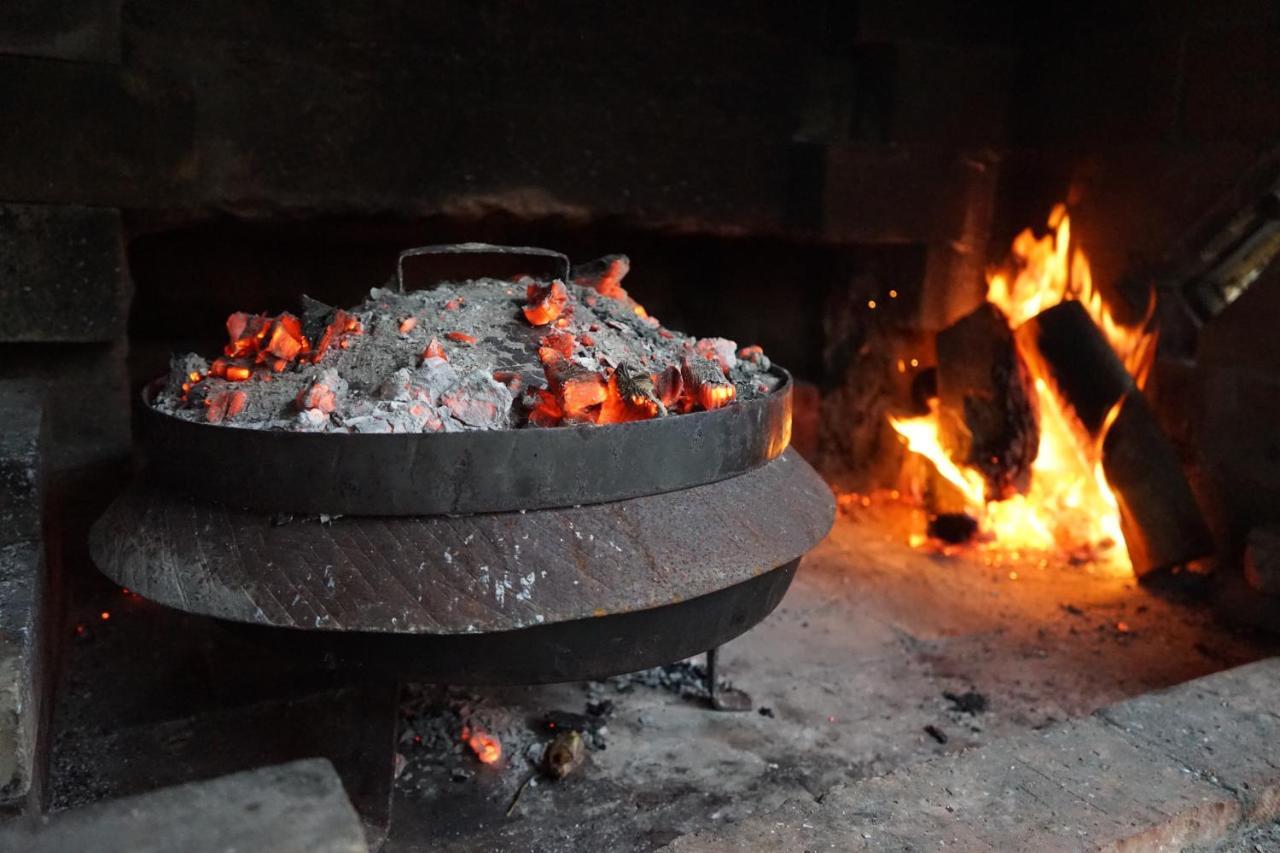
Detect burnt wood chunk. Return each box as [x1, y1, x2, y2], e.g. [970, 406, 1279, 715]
[1016, 300, 1134, 437]
[936, 303, 1039, 500]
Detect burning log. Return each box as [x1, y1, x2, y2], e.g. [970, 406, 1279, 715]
[1016, 301, 1134, 436]
[1102, 394, 1214, 577]
[936, 303, 1039, 500]
[1017, 300, 1213, 576]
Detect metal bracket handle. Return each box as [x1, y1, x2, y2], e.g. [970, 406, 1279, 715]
[396, 243, 572, 293]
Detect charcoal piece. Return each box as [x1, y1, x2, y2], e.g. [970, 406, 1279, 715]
[439, 373, 514, 429]
[571, 254, 631, 298]
[927, 513, 979, 544]
[299, 294, 338, 347]
[936, 303, 1039, 501]
[1101, 392, 1214, 577]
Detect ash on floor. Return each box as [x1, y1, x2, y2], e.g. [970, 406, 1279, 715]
[384, 513, 1278, 853]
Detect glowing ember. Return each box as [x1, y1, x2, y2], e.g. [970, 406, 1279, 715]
[890, 205, 1157, 573]
[461, 726, 501, 765]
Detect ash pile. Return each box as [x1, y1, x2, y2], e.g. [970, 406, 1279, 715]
[154, 255, 778, 433]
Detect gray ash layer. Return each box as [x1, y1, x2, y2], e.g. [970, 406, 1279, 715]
[154, 264, 777, 432]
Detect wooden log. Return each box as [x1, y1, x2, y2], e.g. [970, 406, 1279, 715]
[1103, 393, 1215, 577]
[936, 303, 1039, 500]
[1017, 300, 1213, 577]
[1016, 300, 1133, 436]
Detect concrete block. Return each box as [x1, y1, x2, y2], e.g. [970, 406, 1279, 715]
[0, 0, 121, 64]
[0, 382, 49, 814]
[1099, 658, 1280, 823]
[665, 660, 1280, 851]
[0, 342, 129, 470]
[0, 204, 127, 343]
[0, 758, 368, 853]
[0, 385, 46, 542]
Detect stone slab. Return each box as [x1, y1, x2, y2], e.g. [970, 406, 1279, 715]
[0, 758, 367, 853]
[665, 659, 1280, 852]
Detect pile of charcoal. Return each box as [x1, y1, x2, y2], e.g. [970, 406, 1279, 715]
[154, 254, 778, 432]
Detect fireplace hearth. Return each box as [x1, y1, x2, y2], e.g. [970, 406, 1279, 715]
[6, 3, 1280, 851]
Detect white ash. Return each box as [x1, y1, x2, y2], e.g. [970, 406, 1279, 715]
[153, 260, 778, 432]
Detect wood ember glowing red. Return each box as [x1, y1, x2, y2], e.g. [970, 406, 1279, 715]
[574, 255, 631, 300]
[682, 355, 736, 411]
[445, 331, 477, 345]
[539, 330, 576, 359]
[421, 338, 447, 362]
[543, 355, 608, 422]
[205, 390, 247, 423]
[522, 280, 569, 326]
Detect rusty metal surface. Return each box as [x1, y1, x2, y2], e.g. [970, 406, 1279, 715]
[138, 368, 792, 516]
[90, 449, 833, 635]
[213, 562, 798, 685]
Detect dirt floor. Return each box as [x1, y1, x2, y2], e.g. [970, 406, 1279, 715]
[384, 509, 1278, 852]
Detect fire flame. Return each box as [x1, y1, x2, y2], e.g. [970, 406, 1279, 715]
[891, 205, 1157, 572]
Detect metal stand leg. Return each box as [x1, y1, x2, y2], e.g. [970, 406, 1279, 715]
[705, 647, 752, 712]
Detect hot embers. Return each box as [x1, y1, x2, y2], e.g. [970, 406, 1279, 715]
[154, 254, 779, 433]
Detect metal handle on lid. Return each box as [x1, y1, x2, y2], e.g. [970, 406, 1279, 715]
[396, 243, 572, 293]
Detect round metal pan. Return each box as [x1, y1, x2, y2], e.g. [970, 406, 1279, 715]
[138, 368, 792, 516]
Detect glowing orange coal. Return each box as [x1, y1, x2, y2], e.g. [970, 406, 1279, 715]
[890, 205, 1157, 573]
[461, 726, 502, 765]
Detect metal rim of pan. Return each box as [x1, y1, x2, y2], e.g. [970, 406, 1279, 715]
[137, 366, 794, 516]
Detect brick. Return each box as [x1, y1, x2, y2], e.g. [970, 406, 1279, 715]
[851, 41, 1015, 146]
[0, 758, 368, 853]
[0, 0, 121, 64]
[0, 204, 127, 343]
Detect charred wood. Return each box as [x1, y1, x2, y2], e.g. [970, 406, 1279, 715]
[1102, 393, 1214, 577]
[1017, 300, 1212, 577]
[936, 303, 1039, 501]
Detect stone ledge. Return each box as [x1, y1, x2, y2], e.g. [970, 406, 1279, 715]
[0, 758, 368, 853]
[664, 658, 1280, 852]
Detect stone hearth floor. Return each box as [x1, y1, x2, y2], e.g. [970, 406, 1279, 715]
[382, 512, 1280, 852]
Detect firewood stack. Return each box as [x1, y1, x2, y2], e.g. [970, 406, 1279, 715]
[929, 297, 1213, 579]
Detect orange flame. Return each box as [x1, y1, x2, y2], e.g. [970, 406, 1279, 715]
[891, 205, 1157, 573]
